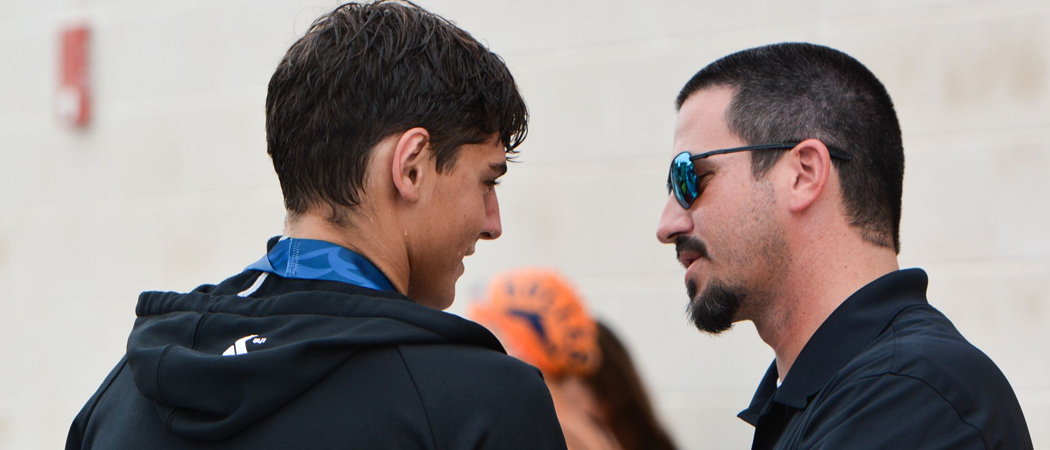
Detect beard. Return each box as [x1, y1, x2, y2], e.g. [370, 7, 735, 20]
[686, 279, 744, 335]
[676, 181, 787, 335]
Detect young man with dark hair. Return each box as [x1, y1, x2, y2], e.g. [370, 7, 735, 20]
[66, 2, 567, 449]
[658, 42, 1032, 449]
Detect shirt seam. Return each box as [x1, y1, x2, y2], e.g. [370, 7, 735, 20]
[835, 372, 989, 449]
[887, 318, 989, 449]
[395, 346, 440, 450]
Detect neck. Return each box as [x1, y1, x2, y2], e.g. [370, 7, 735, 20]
[755, 228, 899, 380]
[283, 210, 410, 295]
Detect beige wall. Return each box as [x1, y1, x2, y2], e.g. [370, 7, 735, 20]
[1, 0, 1048, 448]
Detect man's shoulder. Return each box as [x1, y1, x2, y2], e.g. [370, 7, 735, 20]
[818, 303, 1031, 448]
[394, 343, 566, 449]
[394, 342, 555, 419]
[878, 304, 1003, 384]
[396, 342, 547, 393]
[819, 302, 1018, 415]
[842, 303, 998, 383]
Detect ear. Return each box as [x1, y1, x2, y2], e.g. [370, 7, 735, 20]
[786, 138, 833, 214]
[391, 127, 432, 203]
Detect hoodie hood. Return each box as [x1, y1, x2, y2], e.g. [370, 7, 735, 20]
[126, 286, 503, 441]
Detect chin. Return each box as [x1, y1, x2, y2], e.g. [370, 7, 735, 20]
[409, 283, 457, 310]
[408, 258, 463, 310]
[432, 291, 456, 311]
[687, 279, 743, 335]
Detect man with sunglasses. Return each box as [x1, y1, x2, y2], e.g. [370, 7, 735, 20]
[657, 43, 1032, 449]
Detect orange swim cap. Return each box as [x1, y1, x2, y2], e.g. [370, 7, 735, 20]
[470, 268, 600, 379]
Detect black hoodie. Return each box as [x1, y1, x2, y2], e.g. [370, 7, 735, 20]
[66, 270, 568, 449]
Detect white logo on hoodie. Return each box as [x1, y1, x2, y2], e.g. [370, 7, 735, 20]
[222, 334, 264, 356]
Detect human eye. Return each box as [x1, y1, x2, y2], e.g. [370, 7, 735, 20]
[695, 172, 714, 197]
[483, 178, 502, 193]
[485, 162, 508, 190]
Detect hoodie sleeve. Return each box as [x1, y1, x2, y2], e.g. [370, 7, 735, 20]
[396, 344, 569, 450]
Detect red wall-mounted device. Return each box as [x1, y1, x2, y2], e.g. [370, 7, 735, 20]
[58, 24, 91, 128]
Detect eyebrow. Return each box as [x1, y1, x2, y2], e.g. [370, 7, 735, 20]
[490, 161, 508, 177]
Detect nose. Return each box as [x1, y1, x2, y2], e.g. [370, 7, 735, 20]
[656, 193, 691, 244]
[480, 190, 502, 240]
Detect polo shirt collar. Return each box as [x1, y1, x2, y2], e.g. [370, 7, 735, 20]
[738, 268, 930, 425]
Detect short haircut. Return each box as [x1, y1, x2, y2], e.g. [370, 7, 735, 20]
[676, 42, 904, 253]
[266, 1, 528, 223]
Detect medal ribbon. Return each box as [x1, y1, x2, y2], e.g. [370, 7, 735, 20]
[245, 237, 396, 292]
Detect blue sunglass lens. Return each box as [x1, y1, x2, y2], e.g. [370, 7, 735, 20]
[669, 152, 697, 209]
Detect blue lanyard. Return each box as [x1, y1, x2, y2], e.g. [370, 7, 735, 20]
[245, 237, 396, 292]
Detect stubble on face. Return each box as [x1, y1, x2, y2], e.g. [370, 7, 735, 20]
[681, 179, 789, 335]
[676, 235, 741, 334]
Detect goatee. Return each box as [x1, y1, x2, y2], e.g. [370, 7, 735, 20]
[686, 279, 743, 334]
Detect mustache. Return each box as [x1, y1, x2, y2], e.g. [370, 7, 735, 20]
[675, 236, 709, 262]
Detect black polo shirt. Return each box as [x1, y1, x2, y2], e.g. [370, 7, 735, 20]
[739, 269, 1032, 449]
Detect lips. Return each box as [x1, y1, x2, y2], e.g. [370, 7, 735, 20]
[678, 251, 701, 270]
[674, 236, 708, 269]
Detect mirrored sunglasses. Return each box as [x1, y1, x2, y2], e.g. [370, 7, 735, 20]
[666, 142, 852, 209]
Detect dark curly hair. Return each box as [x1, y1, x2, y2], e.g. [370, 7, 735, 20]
[266, 1, 528, 223]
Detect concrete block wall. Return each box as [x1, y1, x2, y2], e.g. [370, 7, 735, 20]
[1, 0, 1047, 448]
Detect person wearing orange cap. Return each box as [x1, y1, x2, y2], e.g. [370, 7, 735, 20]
[472, 268, 676, 450]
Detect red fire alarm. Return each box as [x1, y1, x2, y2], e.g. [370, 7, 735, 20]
[58, 24, 91, 128]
